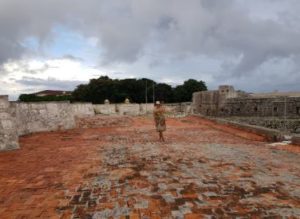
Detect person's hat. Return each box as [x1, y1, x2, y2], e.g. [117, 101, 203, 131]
[155, 101, 161, 105]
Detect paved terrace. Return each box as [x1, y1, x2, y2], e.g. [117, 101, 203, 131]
[0, 116, 299, 218]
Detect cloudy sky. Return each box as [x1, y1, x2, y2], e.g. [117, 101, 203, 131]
[1, 0, 300, 100]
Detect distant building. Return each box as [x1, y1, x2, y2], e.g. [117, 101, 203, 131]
[192, 85, 300, 118]
[33, 90, 72, 97]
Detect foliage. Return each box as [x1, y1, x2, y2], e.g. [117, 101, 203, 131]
[72, 76, 207, 103]
[18, 94, 72, 102]
[174, 79, 207, 102]
[18, 76, 207, 103]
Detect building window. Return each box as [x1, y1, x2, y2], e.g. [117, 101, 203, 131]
[236, 108, 241, 112]
[254, 106, 258, 112]
[297, 107, 300, 115]
[273, 106, 278, 112]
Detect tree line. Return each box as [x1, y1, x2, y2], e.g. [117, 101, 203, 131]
[19, 76, 207, 103]
[18, 94, 72, 102]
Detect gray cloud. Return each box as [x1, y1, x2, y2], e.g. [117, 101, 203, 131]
[61, 54, 83, 62]
[15, 77, 85, 91]
[1, 60, 54, 76]
[0, 0, 300, 91]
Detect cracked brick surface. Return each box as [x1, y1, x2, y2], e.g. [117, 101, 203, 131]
[0, 116, 299, 218]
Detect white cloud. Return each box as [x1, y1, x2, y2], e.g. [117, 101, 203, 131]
[0, 57, 105, 99]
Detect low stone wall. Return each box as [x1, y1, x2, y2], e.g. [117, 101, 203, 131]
[71, 103, 95, 117]
[93, 103, 155, 115]
[165, 102, 192, 116]
[0, 96, 19, 151]
[93, 104, 116, 115]
[92, 103, 190, 116]
[13, 102, 76, 136]
[196, 115, 284, 142]
[76, 115, 133, 129]
[223, 117, 300, 134]
[117, 104, 140, 115]
[139, 104, 154, 115]
[0, 100, 191, 151]
[0, 100, 95, 150]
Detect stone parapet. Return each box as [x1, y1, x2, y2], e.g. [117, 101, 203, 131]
[0, 96, 19, 150]
[15, 102, 76, 136]
[193, 85, 300, 118]
[220, 117, 300, 134]
[195, 114, 284, 142]
[1, 100, 191, 151]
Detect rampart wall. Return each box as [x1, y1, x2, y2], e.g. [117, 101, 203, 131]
[12, 102, 76, 136]
[71, 103, 95, 117]
[193, 86, 300, 118]
[0, 99, 191, 151]
[0, 96, 19, 150]
[220, 97, 300, 118]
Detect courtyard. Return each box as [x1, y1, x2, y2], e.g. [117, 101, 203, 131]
[0, 116, 299, 218]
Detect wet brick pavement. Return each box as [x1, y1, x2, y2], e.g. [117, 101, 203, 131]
[0, 116, 299, 218]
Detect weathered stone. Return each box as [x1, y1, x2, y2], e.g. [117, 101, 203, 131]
[193, 85, 300, 119]
[109, 168, 135, 181]
[0, 96, 19, 151]
[219, 117, 300, 134]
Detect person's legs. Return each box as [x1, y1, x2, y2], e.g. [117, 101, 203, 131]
[159, 131, 165, 142]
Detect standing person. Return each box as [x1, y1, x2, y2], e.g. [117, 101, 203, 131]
[153, 101, 166, 142]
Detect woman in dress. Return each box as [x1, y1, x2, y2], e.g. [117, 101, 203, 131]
[153, 101, 166, 142]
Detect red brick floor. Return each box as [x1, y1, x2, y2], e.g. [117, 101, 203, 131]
[0, 116, 299, 218]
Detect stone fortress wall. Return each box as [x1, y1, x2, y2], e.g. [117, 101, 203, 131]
[193, 85, 300, 118]
[192, 86, 300, 133]
[0, 96, 191, 151]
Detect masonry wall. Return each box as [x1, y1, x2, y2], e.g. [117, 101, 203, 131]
[220, 97, 300, 118]
[117, 104, 140, 115]
[192, 91, 220, 116]
[165, 102, 192, 116]
[225, 117, 300, 133]
[139, 104, 155, 115]
[92, 103, 191, 116]
[14, 102, 77, 136]
[193, 89, 300, 118]
[0, 96, 19, 150]
[71, 103, 95, 117]
[93, 104, 117, 115]
[0, 101, 191, 151]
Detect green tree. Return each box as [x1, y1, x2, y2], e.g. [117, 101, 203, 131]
[173, 79, 207, 102]
[18, 94, 72, 102]
[155, 83, 174, 103]
[71, 76, 207, 104]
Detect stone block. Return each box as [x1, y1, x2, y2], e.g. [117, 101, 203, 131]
[1, 120, 13, 129]
[0, 112, 10, 119]
[72, 103, 95, 116]
[118, 104, 140, 115]
[0, 96, 9, 109]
